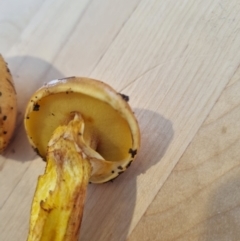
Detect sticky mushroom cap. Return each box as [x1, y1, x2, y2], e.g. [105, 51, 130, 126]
[24, 77, 140, 183]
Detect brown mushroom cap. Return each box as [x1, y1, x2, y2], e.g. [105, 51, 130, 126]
[24, 77, 140, 183]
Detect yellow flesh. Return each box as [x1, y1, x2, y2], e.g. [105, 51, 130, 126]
[27, 115, 91, 241]
[26, 92, 132, 162]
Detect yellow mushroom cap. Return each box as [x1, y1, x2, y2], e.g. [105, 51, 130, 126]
[24, 77, 140, 183]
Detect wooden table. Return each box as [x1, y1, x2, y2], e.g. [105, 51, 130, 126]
[1, 0, 240, 240]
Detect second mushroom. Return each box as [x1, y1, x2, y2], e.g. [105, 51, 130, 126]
[24, 77, 140, 241]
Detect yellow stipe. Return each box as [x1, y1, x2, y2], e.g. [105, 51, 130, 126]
[27, 115, 91, 241]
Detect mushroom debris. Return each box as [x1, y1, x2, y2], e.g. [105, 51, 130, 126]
[24, 77, 140, 241]
[0, 54, 17, 153]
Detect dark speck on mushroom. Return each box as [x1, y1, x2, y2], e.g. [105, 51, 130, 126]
[126, 160, 133, 168]
[117, 166, 123, 170]
[33, 103, 40, 111]
[3, 131, 7, 134]
[3, 115, 7, 121]
[129, 148, 137, 158]
[33, 147, 40, 156]
[119, 93, 129, 102]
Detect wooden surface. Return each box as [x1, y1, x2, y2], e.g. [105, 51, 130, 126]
[1, 0, 240, 240]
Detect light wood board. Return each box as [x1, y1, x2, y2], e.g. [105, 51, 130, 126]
[1, 0, 240, 240]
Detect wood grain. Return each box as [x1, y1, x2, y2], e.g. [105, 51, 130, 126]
[1, 0, 240, 240]
[0, 0, 44, 54]
[128, 66, 240, 241]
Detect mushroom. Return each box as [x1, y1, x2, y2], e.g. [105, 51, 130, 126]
[24, 77, 140, 241]
[0, 54, 17, 153]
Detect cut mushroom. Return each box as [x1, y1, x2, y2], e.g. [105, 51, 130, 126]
[24, 77, 140, 240]
[0, 54, 17, 153]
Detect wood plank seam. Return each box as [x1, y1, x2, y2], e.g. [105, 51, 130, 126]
[128, 62, 240, 240]
[0, 160, 33, 210]
[90, 0, 142, 75]
[128, 63, 240, 239]
[50, 0, 94, 66]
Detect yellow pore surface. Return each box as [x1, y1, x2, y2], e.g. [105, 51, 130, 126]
[25, 92, 132, 162]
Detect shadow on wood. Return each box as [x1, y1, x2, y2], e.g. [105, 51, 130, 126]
[80, 108, 174, 241]
[2, 55, 64, 162]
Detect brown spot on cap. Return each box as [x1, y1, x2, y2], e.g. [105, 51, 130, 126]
[33, 147, 40, 156]
[129, 148, 137, 158]
[33, 103, 40, 111]
[119, 93, 129, 102]
[126, 160, 133, 168]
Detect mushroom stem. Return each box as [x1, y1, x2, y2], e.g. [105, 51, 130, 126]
[26, 114, 92, 241]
